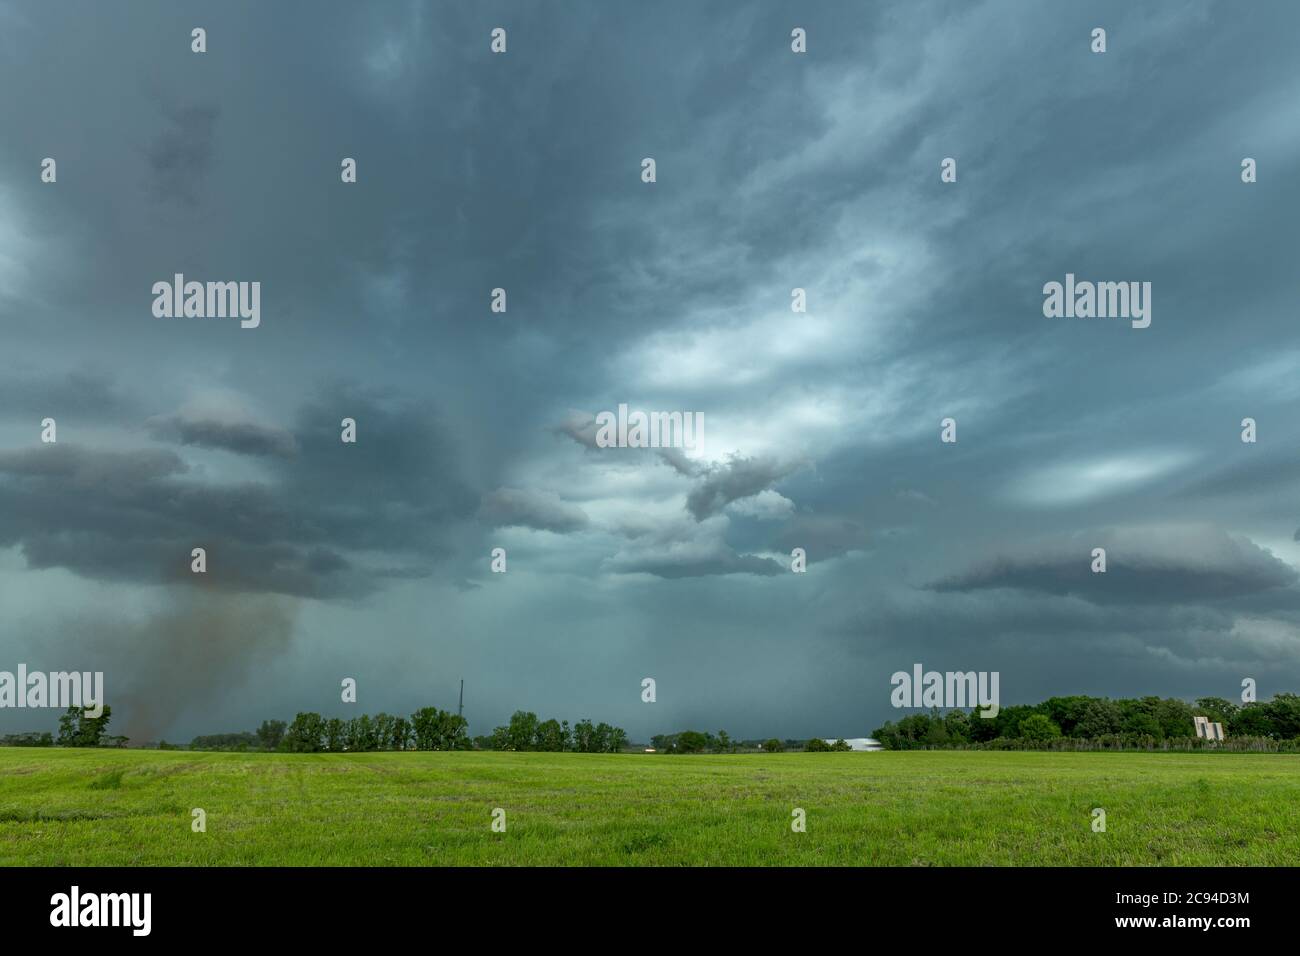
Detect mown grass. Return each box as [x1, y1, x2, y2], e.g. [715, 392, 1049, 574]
[0, 748, 1296, 865]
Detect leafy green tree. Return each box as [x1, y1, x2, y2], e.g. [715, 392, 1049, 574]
[942, 708, 972, 742]
[1155, 697, 1194, 739]
[1119, 698, 1164, 740]
[1265, 693, 1300, 738]
[1075, 699, 1122, 739]
[607, 726, 628, 753]
[1193, 697, 1238, 729]
[675, 730, 709, 753]
[255, 719, 286, 750]
[57, 706, 80, 746]
[535, 718, 565, 752]
[390, 716, 412, 751]
[373, 713, 395, 750]
[443, 712, 470, 750]
[75, 706, 112, 747]
[283, 712, 326, 752]
[762, 738, 784, 752]
[324, 717, 346, 752]
[572, 719, 596, 753]
[1018, 714, 1062, 741]
[506, 711, 540, 752]
[1233, 703, 1273, 737]
[1041, 696, 1094, 737]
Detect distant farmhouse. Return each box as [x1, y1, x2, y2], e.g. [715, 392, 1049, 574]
[824, 738, 883, 752]
[1193, 716, 1224, 741]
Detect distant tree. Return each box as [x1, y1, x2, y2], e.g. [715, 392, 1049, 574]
[1154, 698, 1194, 739]
[56, 707, 79, 746]
[535, 719, 565, 752]
[324, 718, 346, 752]
[1119, 698, 1164, 740]
[1194, 697, 1238, 731]
[675, 730, 709, 754]
[489, 725, 511, 751]
[411, 708, 439, 750]
[283, 712, 326, 752]
[190, 732, 258, 751]
[390, 716, 412, 751]
[572, 719, 596, 753]
[805, 738, 831, 752]
[607, 726, 628, 753]
[762, 738, 784, 752]
[506, 711, 540, 752]
[1233, 703, 1273, 737]
[1041, 696, 1093, 737]
[410, 707, 468, 750]
[256, 719, 287, 751]
[373, 713, 395, 750]
[942, 709, 972, 743]
[443, 712, 470, 750]
[1018, 714, 1062, 741]
[1265, 693, 1300, 738]
[1075, 699, 1122, 739]
[716, 730, 733, 753]
[78, 706, 112, 747]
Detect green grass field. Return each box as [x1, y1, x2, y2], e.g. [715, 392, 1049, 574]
[1, 748, 1297, 865]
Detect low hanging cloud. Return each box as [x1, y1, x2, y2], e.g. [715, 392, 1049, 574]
[146, 412, 299, 458]
[479, 487, 590, 533]
[930, 525, 1299, 605]
[0, 384, 476, 598]
[147, 103, 220, 206]
[686, 455, 803, 521]
[602, 514, 783, 578]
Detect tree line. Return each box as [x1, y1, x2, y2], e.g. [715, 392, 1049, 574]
[0, 706, 125, 748]
[650, 731, 851, 753]
[175, 708, 629, 753]
[871, 693, 1300, 750]
[476, 710, 628, 753]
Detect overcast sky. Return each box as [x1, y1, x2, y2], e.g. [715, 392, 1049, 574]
[2, 0, 1299, 743]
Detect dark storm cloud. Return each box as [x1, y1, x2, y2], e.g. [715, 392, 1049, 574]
[146, 413, 299, 458]
[0, 385, 476, 597]
[147, 104, 219, 207]
[4, 0, 1300, 741]
[0, 368, 135, 422]
[774, 515, 868, 562]
[555, 414, 705, 479]
[931, 526, 1299, 604]
[606, 547, 783, 579]
[479, 487, 589, 533]
[686, 455, 803, 521]
[0, 443, 186, 484]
